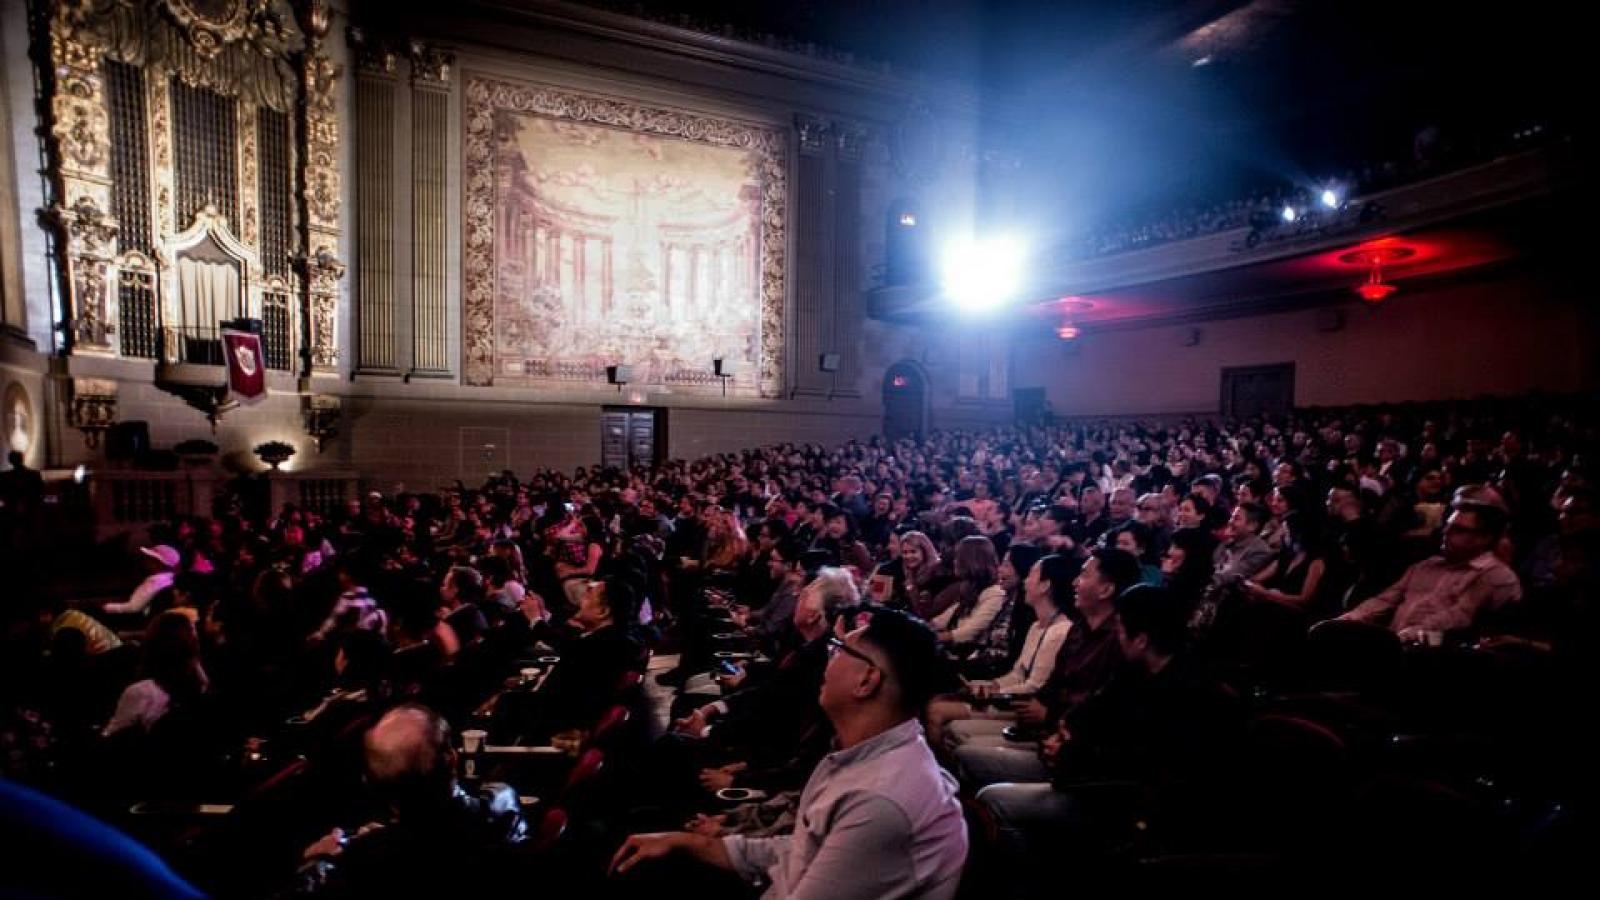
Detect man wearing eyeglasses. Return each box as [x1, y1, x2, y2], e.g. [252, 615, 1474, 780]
[1340, 502, 1521, 640]
[613, 608, 967, 899]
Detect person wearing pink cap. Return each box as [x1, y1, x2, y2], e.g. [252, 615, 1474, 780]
[103, 545, 180, 616]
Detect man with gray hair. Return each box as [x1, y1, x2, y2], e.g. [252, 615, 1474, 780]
[297, 704, 527, 896]
[669, 569, 859, 797]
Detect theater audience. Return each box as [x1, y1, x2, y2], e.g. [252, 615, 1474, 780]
[1, 393, 1593, 897]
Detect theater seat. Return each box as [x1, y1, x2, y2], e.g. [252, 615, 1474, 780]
[1305, 619, 1404, 695]
[588, 705, 632, 750]
[530, 805, 569, 854]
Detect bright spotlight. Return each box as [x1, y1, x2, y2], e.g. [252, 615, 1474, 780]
[73, 464, 88, 484]
[1321, 189, 1340, 209]
[942, 236, 1025, 313]
[1281, 205, 1298, 223]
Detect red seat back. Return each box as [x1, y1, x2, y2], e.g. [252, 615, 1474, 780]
[530, 805, 568, 853]
[589, 705, 631, 748]
[559, 748, 606, 803]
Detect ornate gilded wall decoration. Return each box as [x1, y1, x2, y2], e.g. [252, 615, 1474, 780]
[461, 75, 789, 397]
[294, 0, 343, 373]
[238, 100, 260, 247]
[39, 0, 333, 372]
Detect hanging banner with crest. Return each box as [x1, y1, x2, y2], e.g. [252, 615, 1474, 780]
[221, 327, 267, 405]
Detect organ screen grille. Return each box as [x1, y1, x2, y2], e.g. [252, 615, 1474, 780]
[171, 79, 239, 232]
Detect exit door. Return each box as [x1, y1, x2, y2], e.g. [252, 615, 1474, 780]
[602, 407, 666, 470]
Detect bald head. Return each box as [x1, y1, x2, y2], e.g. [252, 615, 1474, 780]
[365, 705, 453, 807]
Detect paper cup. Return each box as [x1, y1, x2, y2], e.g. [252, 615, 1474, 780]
[461, 729, 487, 753]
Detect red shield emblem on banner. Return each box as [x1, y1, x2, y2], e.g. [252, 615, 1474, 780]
[222, 329, 267, 403]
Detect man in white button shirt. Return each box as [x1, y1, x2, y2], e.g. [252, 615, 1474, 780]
[612, 608, 968, 899]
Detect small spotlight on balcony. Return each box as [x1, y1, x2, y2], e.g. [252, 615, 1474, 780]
[1321, 189, 1340, 209]
[1281, 205, 1298, 223]
[898, 211, 918, 227]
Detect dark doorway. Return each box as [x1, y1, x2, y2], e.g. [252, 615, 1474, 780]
[883, 361, 927, 440]
[1013, 387, 1048, 425]
[601, 407, 666, 470]
[1220, 363, 1296, 419]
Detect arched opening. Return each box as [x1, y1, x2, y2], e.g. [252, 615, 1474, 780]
[882, 360, 927, 440]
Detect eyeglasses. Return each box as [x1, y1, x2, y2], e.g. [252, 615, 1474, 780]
[827, 636, 879, 669]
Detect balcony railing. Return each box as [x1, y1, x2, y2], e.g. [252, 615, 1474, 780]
[160, 323, 293, 371]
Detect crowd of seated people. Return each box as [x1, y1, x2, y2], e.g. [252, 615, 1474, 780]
[1, 391, 1594, 895]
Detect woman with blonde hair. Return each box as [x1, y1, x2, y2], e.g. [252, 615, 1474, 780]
[897, 530, 944, 615]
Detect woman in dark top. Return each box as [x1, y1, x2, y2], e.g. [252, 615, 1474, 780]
[1241, 514, 1329, 615]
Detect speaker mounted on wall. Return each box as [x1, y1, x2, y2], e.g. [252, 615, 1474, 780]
[819, 352, 841, 373]
[714, 358, 741, 377]
[606, 365, 633, 385]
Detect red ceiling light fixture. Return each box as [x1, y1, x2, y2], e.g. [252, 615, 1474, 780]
[1055, 297, 1091, 337]
[1338, 243, 1416, 306]
[1356, 263, 1398, 304]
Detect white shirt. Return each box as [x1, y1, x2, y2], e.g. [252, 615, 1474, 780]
[723, 718, 967, 899]
[931, 584, 1007, 646]
[982, 613, 1073, 695]
[103, 679, 171, 737]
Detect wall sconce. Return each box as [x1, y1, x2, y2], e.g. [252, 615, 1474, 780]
[68, 378, 118, 448]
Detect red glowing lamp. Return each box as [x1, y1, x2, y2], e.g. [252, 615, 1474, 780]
[1056, 324, 1081, 340]
[1339, 242, 1414, 306]
[1356, 280, 1398, 303]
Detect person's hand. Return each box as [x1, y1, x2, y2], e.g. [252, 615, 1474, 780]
[303, 828, 345, 860]
[697, 761, 747, 792]
[1040, 733, 1064, 765]
[684, 813, 726, 837]
[1014, 697, 1049, 725]
[520, 592, 549, 623]
[610, 832, 690, 876]
[672, 708, 709, 737]
[1040, 721, 1071, 764]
